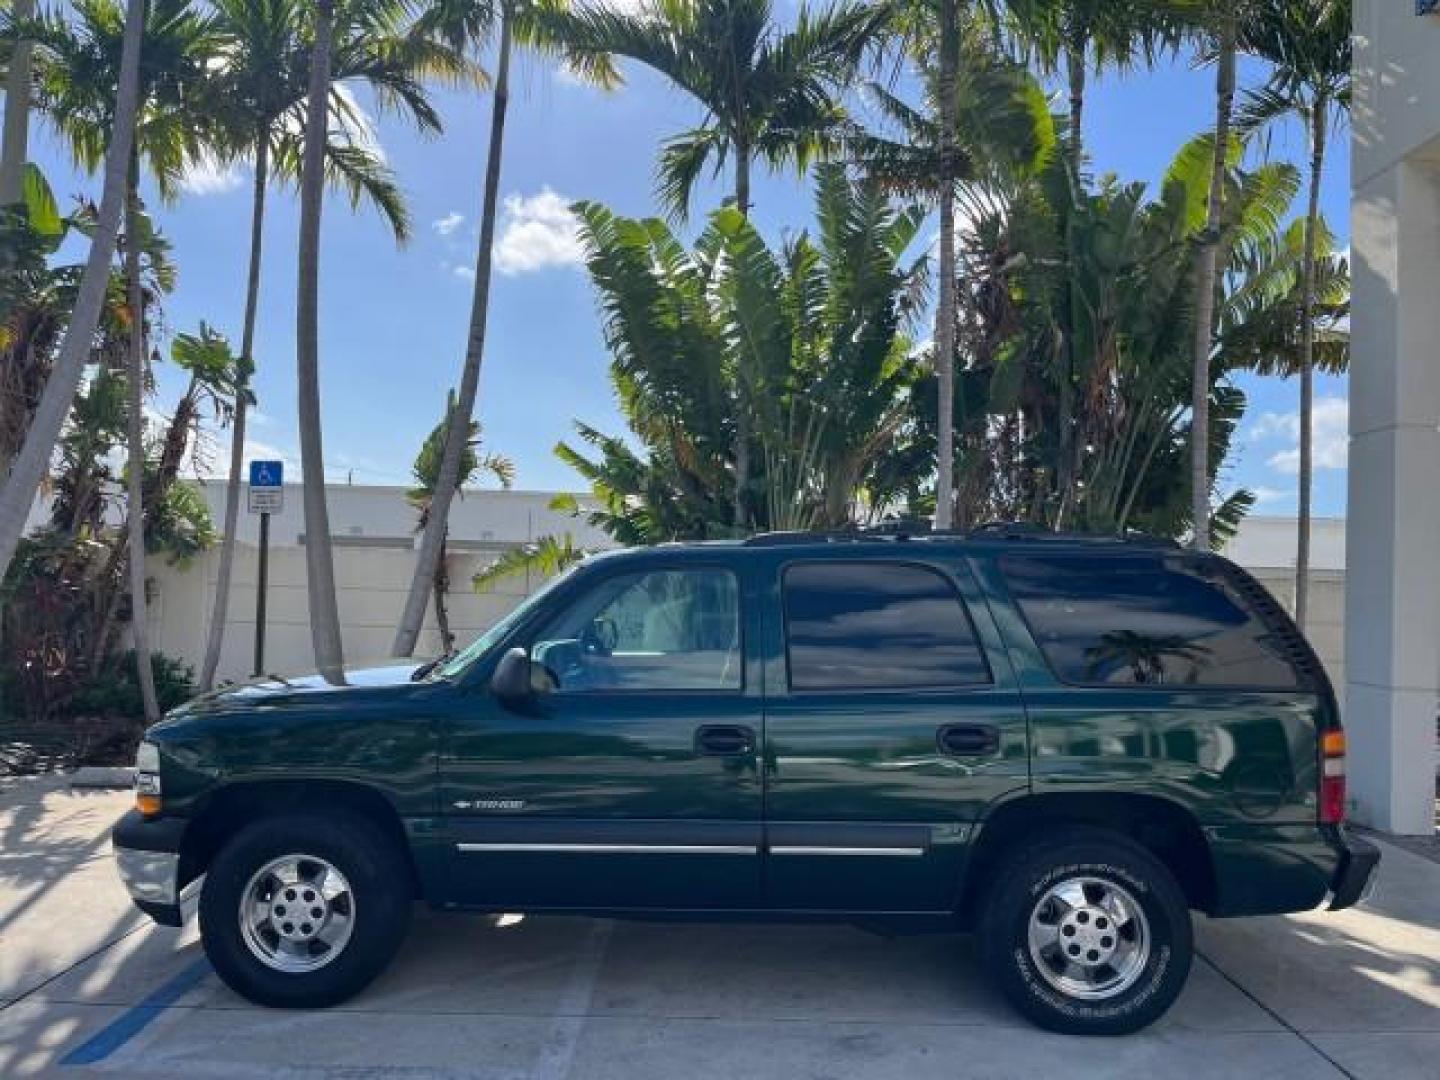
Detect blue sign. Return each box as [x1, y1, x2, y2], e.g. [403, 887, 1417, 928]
[249, 460, 283, 488]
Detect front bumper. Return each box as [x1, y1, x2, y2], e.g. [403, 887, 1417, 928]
[112, 809, 188, 927]
[1328, 832, 1380, 911]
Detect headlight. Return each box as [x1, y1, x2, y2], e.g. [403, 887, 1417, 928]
[134, 741, 162, 815]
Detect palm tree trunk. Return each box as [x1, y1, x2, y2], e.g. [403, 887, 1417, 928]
[0, 0, 145, 580]
[1054, 36, 1085, 531]
[123, 150, 160, 724]
[296, 0, 344, 681]
[732, 138, 751, 531]
[1189, 18, 1236, 552]
[933, 0, 960, 531]
[432, 529, 453, 655]
[199, 135, 268, 690]
[0, 0, 36, 206]
[391, 6, 512, 658]
[1066, 37, 1085, 180]
[1294, 103, 1327, 630]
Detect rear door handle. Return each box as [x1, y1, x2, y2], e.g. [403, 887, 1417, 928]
[937, 723, 1000, 757]
[695, 724, 757, 757]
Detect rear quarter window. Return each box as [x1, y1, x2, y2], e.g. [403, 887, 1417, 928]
[782, 560, 990, 691]
[999, 553, 1307, 690]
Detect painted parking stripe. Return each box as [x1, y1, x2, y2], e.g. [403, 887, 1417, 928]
[59, 957, 212, 1066]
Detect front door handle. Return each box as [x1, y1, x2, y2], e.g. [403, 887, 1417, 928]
[695, 724, 756, 757]
[937, 723, 1000, 757]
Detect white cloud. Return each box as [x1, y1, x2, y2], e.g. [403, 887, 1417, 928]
[1251, 485, 1290, 507]
[1250, 396, 1349, 476]
[179, 153, 245, 196]
[493, 188, 584, 275]
[433, 211, 465, 236]
[328, 83, 386, 164]
[454, 264, 476, 280]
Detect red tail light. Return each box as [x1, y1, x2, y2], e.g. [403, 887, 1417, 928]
[1319, 729, 1346, 824]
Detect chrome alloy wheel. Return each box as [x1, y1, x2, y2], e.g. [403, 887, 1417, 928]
[239, 854, 356, 973]
[1026, 875, 1151, 1001]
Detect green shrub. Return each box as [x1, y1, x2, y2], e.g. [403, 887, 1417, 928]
[65, 652, 197, 722]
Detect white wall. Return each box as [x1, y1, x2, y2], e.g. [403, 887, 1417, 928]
[145, 486, 614, 682]
[1348, 1, 1440, 833]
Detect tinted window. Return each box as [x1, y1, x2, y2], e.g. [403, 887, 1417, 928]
[530, 568, 741, 692]
[1000, 554, 1303, 689]
[783, 562, 989, 691]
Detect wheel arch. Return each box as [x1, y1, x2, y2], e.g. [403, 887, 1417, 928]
[179, 779, 421, 898]
[959, 792, 1217, 923]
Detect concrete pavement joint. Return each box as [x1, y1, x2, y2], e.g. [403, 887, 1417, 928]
[0, 919, 150, 1014]
[1197, 950, 1358, 1080]
[527, 918, 613, 1080]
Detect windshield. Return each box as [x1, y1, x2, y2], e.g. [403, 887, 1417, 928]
[431, 566, 580, 680]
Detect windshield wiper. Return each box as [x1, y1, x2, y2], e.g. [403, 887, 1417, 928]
[411, 651, 456, 682]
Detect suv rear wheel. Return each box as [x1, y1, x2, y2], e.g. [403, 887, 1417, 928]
[200, 814, 412, 1008]
[977, 827, 1193, 1035]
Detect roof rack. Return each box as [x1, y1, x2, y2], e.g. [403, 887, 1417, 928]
[742, 521, 1179, 548]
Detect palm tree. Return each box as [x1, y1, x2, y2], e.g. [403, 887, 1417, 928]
[546, 0, 883, 530]
[849, 17, 1052, 528]
[1005, 0, 1178, 179]
[1239, 0, 1350, 628]
[25, 0, 220, 721]
[390, 0, 614, 658]
[0, 0, 144, 583]
[293, 0, 465, 681]
[197, 0, 442, 691]
[0, 0, 37, 204]
[1186, 0, 1272, 551]
[408, 390, 513, 653]
[294, 0, 342, 680]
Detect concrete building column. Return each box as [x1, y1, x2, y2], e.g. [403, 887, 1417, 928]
[1347, 154, 1440, 835]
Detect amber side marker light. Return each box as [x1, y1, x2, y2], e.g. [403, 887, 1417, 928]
[1319, 729, 1346, 824]
[135, 793, 163, 816]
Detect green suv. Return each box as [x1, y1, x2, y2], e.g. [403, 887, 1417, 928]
[112, 528, 1378, 1035]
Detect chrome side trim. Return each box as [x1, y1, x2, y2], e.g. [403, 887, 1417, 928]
[457, 843, 757, 855]
[769, 846, 926, 857]
[115, 846, 180, 905]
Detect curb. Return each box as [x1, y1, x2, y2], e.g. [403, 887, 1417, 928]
[69, 767, 136, 790]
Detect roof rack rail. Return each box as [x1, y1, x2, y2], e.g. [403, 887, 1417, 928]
[969, 522, 1180, 547]
[742, 521, 1179, 548]
[742, 521, 952, 546]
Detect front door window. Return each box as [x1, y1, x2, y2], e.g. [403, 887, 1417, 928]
[530, 568, 742, 693]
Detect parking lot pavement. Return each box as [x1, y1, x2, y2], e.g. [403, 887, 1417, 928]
[1, 778, 1436, 1080]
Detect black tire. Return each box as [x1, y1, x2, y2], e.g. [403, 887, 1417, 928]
[200, 813, 412, 1008]
[977, 827, 1193, 1036]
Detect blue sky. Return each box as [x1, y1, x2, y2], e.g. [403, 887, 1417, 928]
[29, 38, 1350, 518]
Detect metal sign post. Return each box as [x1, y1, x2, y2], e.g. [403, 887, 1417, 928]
[248, 461, 284, 677]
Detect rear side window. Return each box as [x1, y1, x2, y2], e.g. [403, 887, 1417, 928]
[999, 553, 1304, 690]
[783, 562, 990, 691]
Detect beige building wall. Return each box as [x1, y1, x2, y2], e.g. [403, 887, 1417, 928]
[143, 486, 613, 683]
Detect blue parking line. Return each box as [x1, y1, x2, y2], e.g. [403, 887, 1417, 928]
[59, 957, 213, 1066]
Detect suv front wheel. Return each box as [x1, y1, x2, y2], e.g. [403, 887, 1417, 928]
[978, 827, 1193, 1036]
[200, 813, 412, 1008]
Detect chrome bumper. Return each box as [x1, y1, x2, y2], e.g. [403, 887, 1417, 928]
[115, 845, 180, 907]
[112, 809, 187, 926]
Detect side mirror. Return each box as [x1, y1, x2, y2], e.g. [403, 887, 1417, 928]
[490, 648, 534, 706]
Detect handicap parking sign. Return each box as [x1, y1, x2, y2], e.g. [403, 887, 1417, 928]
[248, 460, 284, 513]
[249, 460, 282, 487]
